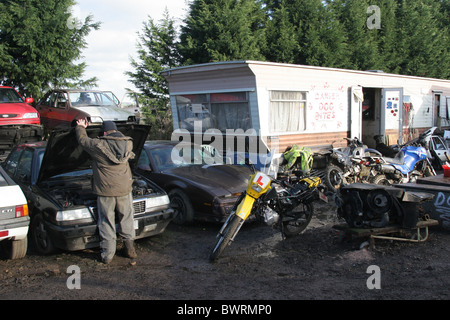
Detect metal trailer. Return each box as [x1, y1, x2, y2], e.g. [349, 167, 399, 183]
[333, 218, 439, 249]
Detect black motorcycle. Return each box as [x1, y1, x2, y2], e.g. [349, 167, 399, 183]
[317, 137, 381, 192]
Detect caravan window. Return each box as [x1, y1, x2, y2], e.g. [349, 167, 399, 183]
[176, 94, 211, 131]
[175, 92, 250, 132]
[270, 91, 307, 133]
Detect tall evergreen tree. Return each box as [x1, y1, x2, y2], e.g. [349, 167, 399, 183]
[265, 0, 349, 68]
[300, 0, 349, 68]
[180, 0, 267, 64]
[438, 0, 450, 79]
[126, 10, 182, 101]
[125, 10, 181, 139]
[375, 0, 401, 74]
[396, 0, 449, 79]
[264, 0, 299, 63]
[0, 0, 100, 99]
[329, 0, 448, 79]
[329, 0, 384, 71]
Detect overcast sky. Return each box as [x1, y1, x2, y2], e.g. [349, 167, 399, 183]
[73, 0, 189, 103]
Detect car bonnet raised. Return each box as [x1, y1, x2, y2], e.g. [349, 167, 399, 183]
[37, 123, 150, 183]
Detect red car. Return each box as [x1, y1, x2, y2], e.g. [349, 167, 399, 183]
[0, 86, 43, 159]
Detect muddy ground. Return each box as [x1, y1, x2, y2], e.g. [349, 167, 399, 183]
[0, 201, 449, 304]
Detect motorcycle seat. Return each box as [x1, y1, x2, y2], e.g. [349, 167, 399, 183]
[382, 152, 405, 165]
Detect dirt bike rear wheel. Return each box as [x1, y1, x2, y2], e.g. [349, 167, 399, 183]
[209, 214, 243, 262]
[282, 202, 314, 237]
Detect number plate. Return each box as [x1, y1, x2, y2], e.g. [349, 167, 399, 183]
[319, 191, 328, 202]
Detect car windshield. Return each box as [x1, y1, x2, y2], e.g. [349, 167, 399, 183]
[150, 144, 222, 171]
[0, 88, 24, 104]
[68, 91, 117, 107]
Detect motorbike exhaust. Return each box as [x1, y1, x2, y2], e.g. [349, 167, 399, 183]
[379, 164, 397, 174]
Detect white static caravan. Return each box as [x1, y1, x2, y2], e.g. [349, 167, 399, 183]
[162, 60, 450, 154]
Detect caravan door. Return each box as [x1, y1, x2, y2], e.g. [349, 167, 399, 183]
[381, 88, 403, 145]
[350, 86, 363, 140]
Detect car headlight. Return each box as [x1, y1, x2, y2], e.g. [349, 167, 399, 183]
[56, 208, 93, 222]
[146, 196, 170, 210]
[23, 112, 39, 119]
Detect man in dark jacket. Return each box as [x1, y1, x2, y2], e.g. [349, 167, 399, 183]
[76, 119, 137, 264]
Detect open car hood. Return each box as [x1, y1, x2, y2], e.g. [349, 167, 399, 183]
[38, 124, 150, 183]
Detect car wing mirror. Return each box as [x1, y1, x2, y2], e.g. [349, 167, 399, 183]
[25, 97, 33, 104]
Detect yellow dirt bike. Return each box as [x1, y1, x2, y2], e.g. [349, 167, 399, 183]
[209, 171, 325, 262]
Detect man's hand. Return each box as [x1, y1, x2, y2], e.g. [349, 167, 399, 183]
[76, 118, 88, 128]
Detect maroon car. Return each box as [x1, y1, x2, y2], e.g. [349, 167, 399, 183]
[35, 89, 136, 130]
[136, 141, 253, 224]
[0, 86, 43, 159]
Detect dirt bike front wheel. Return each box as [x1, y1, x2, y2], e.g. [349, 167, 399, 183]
[282, 202, 314, 237]
[209, 214, 243, 262]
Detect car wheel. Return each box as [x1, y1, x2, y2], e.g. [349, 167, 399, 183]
[30, 213, 56, 255]
[169, 189, 194, 225]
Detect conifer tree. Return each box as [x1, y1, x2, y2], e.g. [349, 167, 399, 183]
[329, 0, 383, 71]
[125, 10, 181, 139]
[299, 0, 349, 68]
[179, 0, 267, 64]
[0, 0, 100, 99]
[395, 0, 449, 79]
[375, 0, 401, 74]
[264, 1, 299, 63]
[126, 10, 182, 101]
[265, 0, 349, 68]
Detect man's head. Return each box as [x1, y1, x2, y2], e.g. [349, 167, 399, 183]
[102, 121, 117, 135]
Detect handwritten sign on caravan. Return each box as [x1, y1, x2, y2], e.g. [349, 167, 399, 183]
[309, 88, 346, 130]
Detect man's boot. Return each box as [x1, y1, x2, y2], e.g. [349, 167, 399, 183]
[123, 240, 137, 259]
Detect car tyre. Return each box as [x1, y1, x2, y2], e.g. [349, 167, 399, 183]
[30, 213, 56, 255]
[169, 189, 194, 225]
